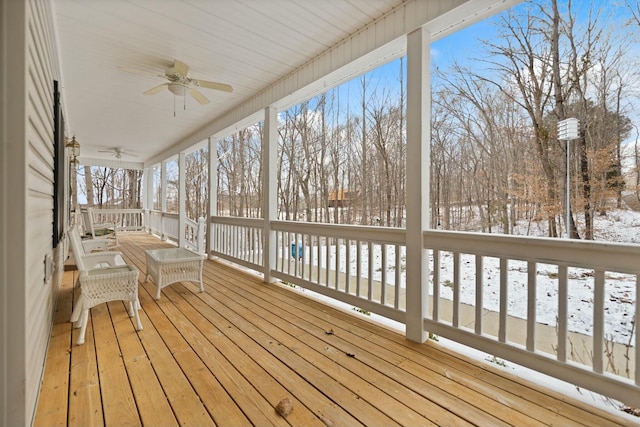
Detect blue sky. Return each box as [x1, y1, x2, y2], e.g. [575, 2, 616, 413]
[316, 0, 640, 121]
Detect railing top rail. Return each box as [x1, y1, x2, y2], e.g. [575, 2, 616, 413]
[87, 208, 143, 213]
[211, 215, 264, 228]
[271, 220, 406, 245]
[424, 229, 640, 274]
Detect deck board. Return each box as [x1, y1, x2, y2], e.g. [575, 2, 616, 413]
[161, 285, 331, 427]
[108, 301, 178, 427]
[34, 232, 638, 427]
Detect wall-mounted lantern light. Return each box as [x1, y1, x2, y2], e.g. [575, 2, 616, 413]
[66, 136, 80, 168]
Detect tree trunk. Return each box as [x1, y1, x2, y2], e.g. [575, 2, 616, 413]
[84, 165, 94, 206]
[580, 131, 593, 239]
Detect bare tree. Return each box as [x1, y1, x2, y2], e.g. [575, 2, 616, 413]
[479, 4, 560, 236]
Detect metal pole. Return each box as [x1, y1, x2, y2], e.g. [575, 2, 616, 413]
[566, 140, 570, 239]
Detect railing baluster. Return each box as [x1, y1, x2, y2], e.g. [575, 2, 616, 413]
[335, 238, 340, 290]
[286, 232, 291, 275]
[394, 244, 401, 310]
[356, 240, 362, 297]
[279, 231, 283, 271]
[316, 236, 322, 284]
[527, 261, 536, 352]
[345, 239, 351, 294]
[252, 228, 257, 264]
[433, 249, 440, 321]
[557, 265, 568, 362]
[233, 225, 238, 259]
[636, 274, 640, 386]
[381, 244, 387, 305]
[453, 252, 460, 327]
[325, 237, 330, 287]
[475, 254, 483, 335]
[499, 258, 507, 342]
[295, 233, 300, 277]
[593, 269, 605, 374]
[368, 241, 374, 302]
[300, 234, 306, 280]
[252, 227, 255, 263]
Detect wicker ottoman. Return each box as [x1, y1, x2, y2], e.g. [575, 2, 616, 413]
[145, 247, 204, 299]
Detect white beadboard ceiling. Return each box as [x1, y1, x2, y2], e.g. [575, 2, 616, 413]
[54, 0, 518, 168]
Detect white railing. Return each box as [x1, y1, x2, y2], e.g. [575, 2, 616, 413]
[210, 216, 264, 271]
[90, 208, 144, 231]
[184, 217, 206, 254]
[271, 220, 406, 323]
[148, 210, 163, 235]
[208, 215, 640, 407]
[146, 210, 179, 243]
[161, 212, 179, 242]
[88, 208, 207, 253]
[209, 217, 406, 323]
[424, 230, 640, 407]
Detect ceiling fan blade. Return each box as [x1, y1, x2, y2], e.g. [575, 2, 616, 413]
[144, 83, 168, 95]
[117, 66, 163, 78]
[173, 59, 189, 77]
[193, 79, 233, 93]
[189, 88, 209, 105]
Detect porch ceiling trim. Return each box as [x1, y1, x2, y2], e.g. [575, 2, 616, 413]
[79, 157, 144, 171]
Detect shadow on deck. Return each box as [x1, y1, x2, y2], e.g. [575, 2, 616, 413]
[34, 232, 635, 426]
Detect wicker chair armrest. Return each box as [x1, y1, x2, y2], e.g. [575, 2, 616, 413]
[79, 252, 126, 270]
[81, 238, 111, 252]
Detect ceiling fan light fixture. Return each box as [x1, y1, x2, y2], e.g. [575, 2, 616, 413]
[168, 83, 188, 97]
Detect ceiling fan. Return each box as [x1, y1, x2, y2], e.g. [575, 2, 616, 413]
[98, 148, 138, 159]
[118, 59, 233, 105]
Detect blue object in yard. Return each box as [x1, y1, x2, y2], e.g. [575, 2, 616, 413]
[291, 243, 303, 260]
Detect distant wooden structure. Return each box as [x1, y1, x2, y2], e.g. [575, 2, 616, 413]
[328, 189, 350, 208]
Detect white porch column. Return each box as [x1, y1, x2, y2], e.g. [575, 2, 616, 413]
[143, 166, 153, 231]
[405, 26, 430, 343]
[178, 152, 186, 248]
[161, 160, 167, 240]
[207, 137, 218, 259]
[70, 163, 78, 212]
[263, 106, 277, 283]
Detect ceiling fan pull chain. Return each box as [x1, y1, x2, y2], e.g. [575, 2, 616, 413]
[173, 95, 176, 117]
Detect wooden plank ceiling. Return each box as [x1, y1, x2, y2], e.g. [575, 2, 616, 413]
[54, 0, 401, 164]
[53, 0, 519, 168]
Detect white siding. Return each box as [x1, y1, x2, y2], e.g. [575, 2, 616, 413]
[1, 0, 63, 425]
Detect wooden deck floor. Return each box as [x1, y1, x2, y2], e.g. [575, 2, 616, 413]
[34, 232, 636, 426]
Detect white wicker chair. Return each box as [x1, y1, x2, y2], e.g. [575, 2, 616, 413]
[81, 207, 118, 247]
[69, 224, 125, 268]
[68, 225, 142, 345]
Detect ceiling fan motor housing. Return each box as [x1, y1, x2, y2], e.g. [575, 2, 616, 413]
[168, 83, 189, 97]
